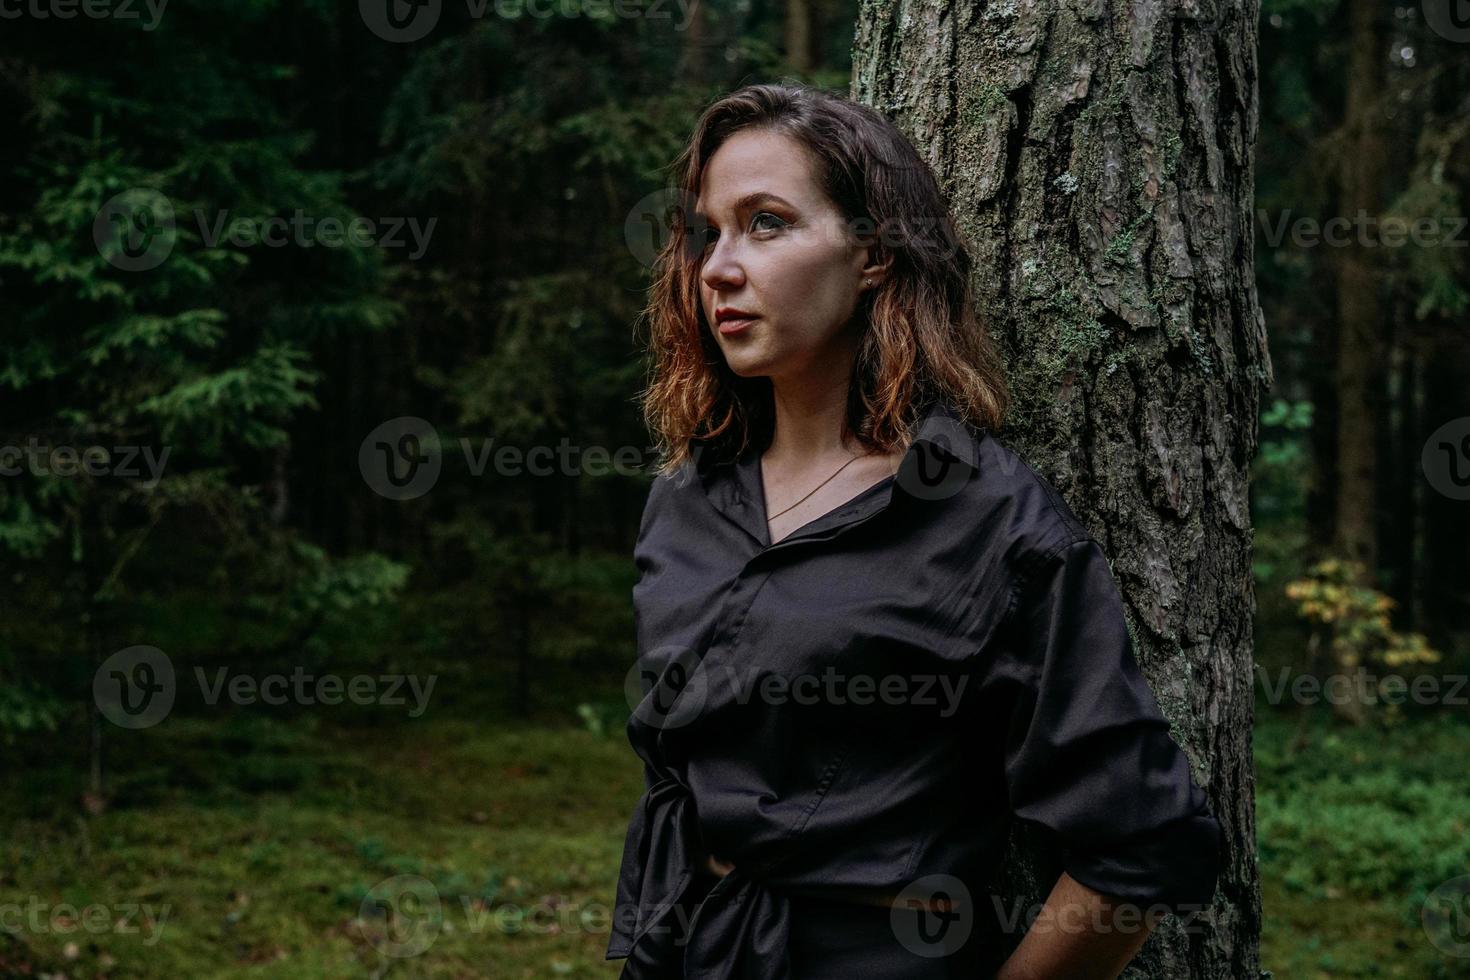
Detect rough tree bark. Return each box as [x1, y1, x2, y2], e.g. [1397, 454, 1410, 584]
[852, 1, 1269, 977]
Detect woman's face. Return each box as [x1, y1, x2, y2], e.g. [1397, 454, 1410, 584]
[695, 128, 878, 385]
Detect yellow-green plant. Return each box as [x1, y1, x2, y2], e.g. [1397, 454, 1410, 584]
[1285, 558, 1442, 673]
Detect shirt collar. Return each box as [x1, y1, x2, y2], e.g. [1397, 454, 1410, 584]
[694, 394, 982, 549]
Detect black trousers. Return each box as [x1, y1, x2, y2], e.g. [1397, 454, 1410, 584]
[630, 871, 990, 980]
[785, 892, 985, 979]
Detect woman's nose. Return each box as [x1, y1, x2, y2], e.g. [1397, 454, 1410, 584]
[699, 234, 744, 291]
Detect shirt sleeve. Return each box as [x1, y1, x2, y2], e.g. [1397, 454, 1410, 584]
[988, 535, 1223, 912]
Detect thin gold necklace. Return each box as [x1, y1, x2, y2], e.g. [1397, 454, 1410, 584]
[766, 450, 875, 522]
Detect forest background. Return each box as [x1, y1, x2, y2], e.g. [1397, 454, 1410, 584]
[2, 0, 1469, 976]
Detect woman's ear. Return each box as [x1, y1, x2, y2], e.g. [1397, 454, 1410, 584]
[859, 246, 894, 290]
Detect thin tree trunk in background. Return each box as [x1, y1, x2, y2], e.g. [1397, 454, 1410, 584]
[786, 0, 814, 73]
[269, 444, 290, 525]
[81, 496, 108, 815]
[853, 0, 1268, 975]
[514, 575, 534, 716]
[675, 0, 708, 85]
[1405, 342, 1425, 630]
[1381, 325, 1413, 618]
[1307, 275, 1339, 552]
[1333, 0, 1386, 576]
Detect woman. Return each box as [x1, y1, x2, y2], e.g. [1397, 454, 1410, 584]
[607, 83, 1222, 980]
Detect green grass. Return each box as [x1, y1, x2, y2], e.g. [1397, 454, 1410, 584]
[1255, 709, 1470, 979]
[1, 714, 642, 979]
[5, 698, 1470, 977]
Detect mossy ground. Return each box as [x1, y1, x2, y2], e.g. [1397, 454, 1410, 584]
[3, 696, 1466, 977]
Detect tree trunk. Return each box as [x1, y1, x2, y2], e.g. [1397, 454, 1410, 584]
[852, 1, 1269, 977]
[1332, 0, 1386, 576]
[786, 0, 815, 73]
[675, 0, 709, 86]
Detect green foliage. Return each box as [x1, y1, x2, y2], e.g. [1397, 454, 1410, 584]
[575, 698, 631, 738]
[1253, 399, 1314, 588]
[1257, 713, 1470, 898]
[0, 0, 420, 747]
[0, 677, 64, 743]
[1262, 768, 1470, 894]
[1386, 155, 1470, 320]
[278, 543, 413, 618]
[1286, 559, 1443, 679]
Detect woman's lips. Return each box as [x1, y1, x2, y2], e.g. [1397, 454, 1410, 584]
[717, 316, 758, 335]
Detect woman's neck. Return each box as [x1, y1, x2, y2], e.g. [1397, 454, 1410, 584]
[765, 381, 861, 465]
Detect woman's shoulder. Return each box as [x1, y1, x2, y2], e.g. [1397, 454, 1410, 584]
[631, 448, 717, 544]
[930, 421, 1098, 575]
[643, 447, 712, 503]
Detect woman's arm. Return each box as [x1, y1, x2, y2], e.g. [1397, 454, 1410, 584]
[992, 872, 1154, 980]
[977, 535, 1221, 978]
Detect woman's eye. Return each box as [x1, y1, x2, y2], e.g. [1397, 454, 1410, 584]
[697, 213, 785, 253]
[751, 212, 787, 233]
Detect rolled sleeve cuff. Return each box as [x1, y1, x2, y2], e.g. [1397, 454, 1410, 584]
[1061, 811, 1223, 914]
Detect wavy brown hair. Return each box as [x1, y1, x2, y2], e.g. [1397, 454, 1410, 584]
[638, 82, 1008, 476]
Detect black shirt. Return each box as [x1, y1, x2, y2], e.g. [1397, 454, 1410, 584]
[606, 395, 1223, 978]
